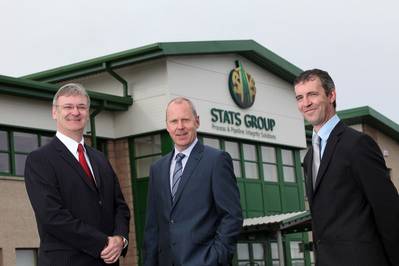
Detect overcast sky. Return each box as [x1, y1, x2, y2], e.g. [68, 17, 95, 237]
[1, 0, 398, 124]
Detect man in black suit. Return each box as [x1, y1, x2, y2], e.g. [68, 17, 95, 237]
[25, 83, 130, 266]
[143, 97, 243, 266]
[294, 69, 399, 266]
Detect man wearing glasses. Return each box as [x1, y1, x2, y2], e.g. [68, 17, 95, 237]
[25, 83, 130, 266]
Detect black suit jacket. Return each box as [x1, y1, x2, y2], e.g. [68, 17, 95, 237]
[143, 141, 243, 266]
[25, 137, 130, 266]
[303, 121, 399, 266]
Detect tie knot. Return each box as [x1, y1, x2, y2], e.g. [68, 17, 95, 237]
[312, 134, 321, 146]
[175, 153, 185, 162]
[78, 144, 84, 153]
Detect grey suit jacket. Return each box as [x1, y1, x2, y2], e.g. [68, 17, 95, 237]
[143, 141, 243, 266]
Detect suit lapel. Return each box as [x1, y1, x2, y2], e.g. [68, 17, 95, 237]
[171, 142, 203, 211]
[313, 121, 345, 195]
[303, 148, 314, 203]
[53, 137, 97, 191]
[161, 152, 174, 211]
[85, 145, 102, 190]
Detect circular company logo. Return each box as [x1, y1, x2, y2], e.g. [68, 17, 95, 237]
[228, 60, 256, 109]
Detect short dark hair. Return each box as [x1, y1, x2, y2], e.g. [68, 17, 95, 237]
[294, 69, 336, 108]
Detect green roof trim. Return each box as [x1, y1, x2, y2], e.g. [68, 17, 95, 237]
[22, 40, 303, 83]
[0, 74, 132, 111]
[305, 106, 399, 142]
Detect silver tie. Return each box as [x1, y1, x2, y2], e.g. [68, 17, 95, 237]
[312, 134, 321, 189]
[172, 153, 185, 201]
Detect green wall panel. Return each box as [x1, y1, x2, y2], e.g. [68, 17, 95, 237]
[283, 186, 301, 212]
[237, 180, 247, 211]
[263, 184, 282, 213]
[244, 182, 264, 217]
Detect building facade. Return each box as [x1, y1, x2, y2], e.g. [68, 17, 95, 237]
[0, 40, 398, 266]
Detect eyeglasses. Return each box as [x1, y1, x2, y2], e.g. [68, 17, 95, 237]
[55, 104, 89, 112]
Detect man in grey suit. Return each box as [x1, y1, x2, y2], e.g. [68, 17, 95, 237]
[295, 69, 399, 266]
[143, 97, 243, 266]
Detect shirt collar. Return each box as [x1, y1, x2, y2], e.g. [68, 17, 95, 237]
[314, 114, 340, 142]
[173, 138, 198, 160]
[56, 131, 85, 155]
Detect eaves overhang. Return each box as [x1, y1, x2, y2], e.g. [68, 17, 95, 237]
[22, 40, 303, 84]
[242, 210, 311, 235]
[0, 75, 133, 111]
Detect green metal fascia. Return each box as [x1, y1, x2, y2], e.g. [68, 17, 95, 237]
[159, 40, 302, 82]
[339, 106, 399, 142]
[0, 75, 132, 111]
[21, 40, 303, 84]
[21, 44, 163, 83]
[0, 74, 58, 101]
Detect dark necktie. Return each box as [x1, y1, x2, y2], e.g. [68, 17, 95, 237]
[171, 153, 185, 201]
[312, 134, 321, 189]
[77, 144, 95, 185]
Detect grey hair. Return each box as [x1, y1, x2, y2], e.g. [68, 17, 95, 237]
[166, 97, 198, 120]
[53, 83, 91, 107]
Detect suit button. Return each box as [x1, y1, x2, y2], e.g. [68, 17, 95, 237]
[170, 220, 174, 224]
[98, 200, 102, 205]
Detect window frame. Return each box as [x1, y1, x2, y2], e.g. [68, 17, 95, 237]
[0, 127, 53, 177]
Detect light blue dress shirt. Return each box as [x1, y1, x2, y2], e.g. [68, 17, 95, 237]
[313, 114, 340, 158]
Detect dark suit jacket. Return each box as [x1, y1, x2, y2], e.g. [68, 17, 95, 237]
[24, 137, 130, 266]
[143, 141, 243, 266]
[303, 121, 399, 266]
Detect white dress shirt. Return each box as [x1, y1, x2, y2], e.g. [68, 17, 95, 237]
[56, 131, 96, 182]
[169, 138, 198, 191]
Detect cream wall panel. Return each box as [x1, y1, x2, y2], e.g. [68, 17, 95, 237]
[89, 111, 115, 138]
[166, 55, 306, 147]
[114, 96, 169, 138]
[112, 60, 170, 137]
[60, 59, 169, 138]
[0, 95, 55, 131]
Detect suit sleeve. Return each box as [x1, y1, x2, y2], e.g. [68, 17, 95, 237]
[143, 165, 159, 266]
[211, 151, 243, 265]
[24, 151, 108, 258]
[107, 159, 131, 255]
[351, 134, 399, 265]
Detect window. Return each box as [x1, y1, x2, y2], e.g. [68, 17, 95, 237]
[199, 134, 301, 184]
[224, 141, 242, 177]
[252, 243, 265, 266]
[134, 134, 162, 178]
[261, 146, 278, 182]
[0, 130, 10, 173]
[270, 242, 280, 266]
[236, 242, 266, 266]
[16, 248, 38, 266]
[310, 250, 316, 265]
[237, 243, 250, 266]
[14, 132, 39, 176]
[282, 149, 296, 182]
[202, 137, 220, 149]
[0, 129, 52, 177]
[243, 144, 259, 179]
[290, 241, 305, 266]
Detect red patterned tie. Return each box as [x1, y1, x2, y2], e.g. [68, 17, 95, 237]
[77, 144, 95, 185]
